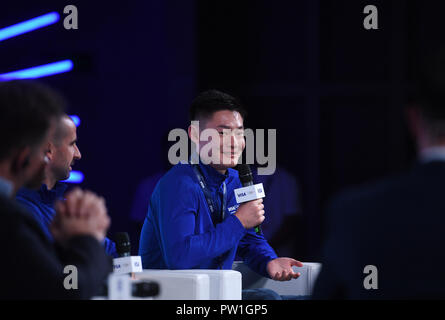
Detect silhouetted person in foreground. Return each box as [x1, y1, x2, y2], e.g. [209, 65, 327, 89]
[313, 48, 445, 299]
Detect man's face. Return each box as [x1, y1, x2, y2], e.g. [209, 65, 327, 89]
[49, 117, 81, 181]
[197, 110, 245, 171]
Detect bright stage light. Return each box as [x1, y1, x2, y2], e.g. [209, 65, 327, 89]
[0, 12, 60, 42]
[62, 171, 84, 184]
[69, 115, 81, 127]
[0, 60, 73, 80]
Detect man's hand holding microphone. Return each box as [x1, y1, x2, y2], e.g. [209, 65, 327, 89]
[234, 198, 265, 229]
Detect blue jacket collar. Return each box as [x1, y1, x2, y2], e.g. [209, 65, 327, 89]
[40, 182, 67, 203]
[17, 182, 67, 205]
[196, 163, 239, 189]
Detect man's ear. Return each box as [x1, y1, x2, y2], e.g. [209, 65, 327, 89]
[10, 147, 32, 174]
[46, 142, 54, 161]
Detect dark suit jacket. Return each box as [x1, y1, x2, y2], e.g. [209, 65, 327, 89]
[0, 194, 112, 299]
[313, 161, 445, 299]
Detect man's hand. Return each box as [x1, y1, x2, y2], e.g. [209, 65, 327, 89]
[234, 199, 265, 229]
[50, 188, 110, 243]
[267, 258, 303, 281]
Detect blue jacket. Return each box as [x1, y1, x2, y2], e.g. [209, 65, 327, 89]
[16, 183, 117, 257]
[138, 162, 277, 277]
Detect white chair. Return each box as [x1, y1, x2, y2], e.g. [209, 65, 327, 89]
[232, 261, 322, 297]
[162, 269, 242, 300]
[127, 262, 321, 300]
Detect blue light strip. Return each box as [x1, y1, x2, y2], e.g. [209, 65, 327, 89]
[62, 171, 84, 184]
[0, 12, 60, 42]
[69, 115, 81, 127]
[0, 60, 73, 80]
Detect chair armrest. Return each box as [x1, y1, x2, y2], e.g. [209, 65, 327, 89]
[232, 261, 322, 296]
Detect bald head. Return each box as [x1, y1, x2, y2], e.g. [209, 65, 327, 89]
[45, 115, 81, 189]
[52, 115, 75, 146]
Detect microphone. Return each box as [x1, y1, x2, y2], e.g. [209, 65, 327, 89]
[234, 164, 266, 234]
[112, 232, 143, 275]
[237, 163, 254, 187]
[115, 232, 131, 257]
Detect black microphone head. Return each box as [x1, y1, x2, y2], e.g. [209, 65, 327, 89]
[236, 164, 254, 186]
[114, 232, 131, 257]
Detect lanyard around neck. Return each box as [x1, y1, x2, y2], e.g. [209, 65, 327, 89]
[191, 164, 227, 225]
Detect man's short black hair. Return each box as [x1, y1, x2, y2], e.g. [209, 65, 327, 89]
[189, 89, 247, 122]
[0, 80, 65, 161]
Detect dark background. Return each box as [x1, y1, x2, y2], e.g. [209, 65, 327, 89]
[1, 0, 442, 258]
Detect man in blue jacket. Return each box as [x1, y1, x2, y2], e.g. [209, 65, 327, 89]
[16, 114, 116, 256]
[139, 90, 303, 298]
